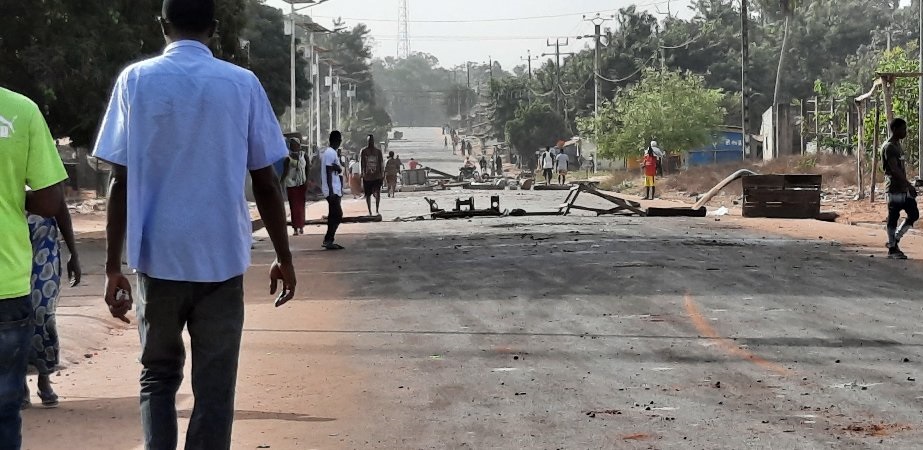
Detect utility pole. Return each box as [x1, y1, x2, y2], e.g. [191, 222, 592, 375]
[315, 53, 321, 148]
[521, 50, 539, 80]
[584, 13, 613, 119]
[335, 76, 342, 130]
[289, 4, 296, 133]
[328, 65, 333, 133]
[741, 0, 751, 159]
[307, 32, 314, 150]
[918, 0, 922, 182]
[544, 38, 573, 116]
[489, 55, 494, 80]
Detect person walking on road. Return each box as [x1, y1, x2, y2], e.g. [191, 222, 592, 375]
[642, 148, 658, 200]
[883, 118, 918, 259]
[539, 147, 554, 186]
[348, 156, 362, 199]
[478, 155, 488, 174]
[359, 134, 384, 216]
[444, 135, 448, 149]
[23, 200, 82, 409]
[555, 150, 569, 185]
[494, 152, 503, 177]
[384, 151, 401, 198]
[321, 131, 345, 249]
[92, 1, 297, 448]
[281, 138, 307, 235]
[0, 86, 67, 449]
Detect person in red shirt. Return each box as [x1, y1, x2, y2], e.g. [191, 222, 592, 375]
[642, 147, 658, 200]
[408, 158, 421, 170]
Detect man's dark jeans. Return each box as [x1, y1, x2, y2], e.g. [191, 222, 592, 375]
[0, 296, 32, 450]
[325, 194, 343, 244]
[137, 274, 244, 450]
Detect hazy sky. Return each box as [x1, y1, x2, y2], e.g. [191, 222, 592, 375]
[265, 0, 694, 70]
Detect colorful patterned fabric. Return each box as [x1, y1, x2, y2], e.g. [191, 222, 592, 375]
[27, 214, 60, 375]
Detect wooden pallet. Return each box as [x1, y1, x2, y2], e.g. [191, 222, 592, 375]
[742, 174, 821, 219]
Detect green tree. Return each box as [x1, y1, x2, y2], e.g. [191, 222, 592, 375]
[371, 53, 455, 126]
[445, 84, 477, 119]
[241, 0, 310, 117]
[505, 103, 568, 167]
[487, 77, 533, 140]
[0, 0, 246, 146]
[861, 46, 919, 166]
[319, 22, 391, 145]
[583, 68, 725, 159]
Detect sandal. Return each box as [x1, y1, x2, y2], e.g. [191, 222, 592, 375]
[38, 389, 59, 408]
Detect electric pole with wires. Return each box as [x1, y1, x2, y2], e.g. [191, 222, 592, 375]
[583, 13, 613, 119]
[544, 38, 574, 117]
[521, 50, 540, 80]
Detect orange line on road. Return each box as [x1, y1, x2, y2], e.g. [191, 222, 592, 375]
[683, 294, 793, 377]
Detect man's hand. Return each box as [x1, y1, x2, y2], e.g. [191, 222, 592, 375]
[66, 255, 82, 287]
[270, 259, 297, 307]
[104, 272, 133, 323]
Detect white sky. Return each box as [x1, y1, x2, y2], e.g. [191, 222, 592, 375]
[265, 0, 694, 69]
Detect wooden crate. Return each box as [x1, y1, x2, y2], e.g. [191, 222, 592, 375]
[742, 174, 821, 219]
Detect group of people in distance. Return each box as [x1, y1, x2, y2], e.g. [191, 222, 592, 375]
[281, 132, 410, 246]
[538, 146, 571, 185]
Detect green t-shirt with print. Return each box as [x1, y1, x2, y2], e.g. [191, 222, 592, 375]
[0, 87, 67, 299]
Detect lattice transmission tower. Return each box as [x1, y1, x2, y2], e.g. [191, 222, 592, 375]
[397, 0, 410, 58]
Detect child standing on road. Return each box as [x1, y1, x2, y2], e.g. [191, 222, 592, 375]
[642, 148, 658, 200]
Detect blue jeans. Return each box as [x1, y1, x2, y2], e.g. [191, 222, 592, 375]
[137, 275, 244, 450]
[0, 296, 32, 450]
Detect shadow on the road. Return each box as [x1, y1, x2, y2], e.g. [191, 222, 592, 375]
[178, 409, 336, 423]
[242, 328, 907, 348]
[22, 395, 149, 449]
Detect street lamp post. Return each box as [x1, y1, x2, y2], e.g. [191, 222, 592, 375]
[283, 0, 329, 136]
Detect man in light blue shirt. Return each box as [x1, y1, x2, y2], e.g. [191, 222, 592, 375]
[92, 0, 296, 448]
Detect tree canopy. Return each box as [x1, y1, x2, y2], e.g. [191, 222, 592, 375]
[0, 0, 248, 147]
[241, 0, 311, 117]
[578, 69, 726, 159]
[505, 103, 568, 167]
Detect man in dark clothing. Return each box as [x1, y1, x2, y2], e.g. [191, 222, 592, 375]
[882, 118, 918, 259]
[321, 131, 345, 250]
[359, 134, 384, 216]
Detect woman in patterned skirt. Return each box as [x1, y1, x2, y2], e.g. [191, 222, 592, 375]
[22, 201, 80, 408]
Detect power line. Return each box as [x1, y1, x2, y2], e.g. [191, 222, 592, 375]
[312, 1, 675, 24]
[370, 35, 578, 41]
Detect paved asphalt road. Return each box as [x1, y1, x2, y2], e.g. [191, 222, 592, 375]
[23, 127, 923, 449]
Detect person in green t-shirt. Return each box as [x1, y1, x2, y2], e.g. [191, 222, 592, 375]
[0, 86, 67, 448]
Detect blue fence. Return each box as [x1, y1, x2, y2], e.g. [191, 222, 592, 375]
[686, 130, 744, 167]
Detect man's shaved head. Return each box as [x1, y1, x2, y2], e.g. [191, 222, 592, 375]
[162, 0, 216, 34]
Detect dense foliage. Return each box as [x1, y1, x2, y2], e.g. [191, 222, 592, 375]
[483, 0, 922, 159]
[577, 69, 725, 159]
[0, 0, 251, 147]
